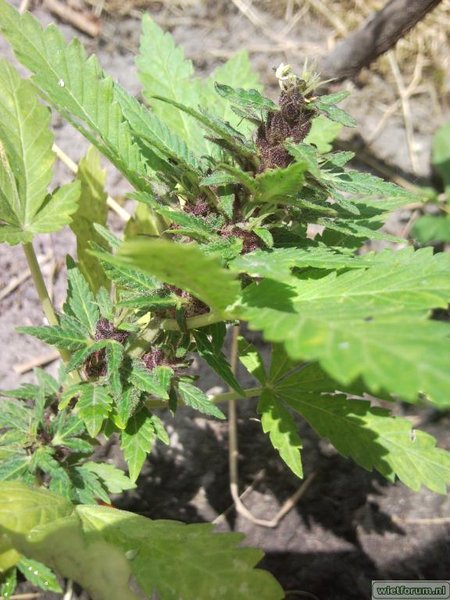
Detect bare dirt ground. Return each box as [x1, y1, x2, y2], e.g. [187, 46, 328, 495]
[0, 1, 450, 599]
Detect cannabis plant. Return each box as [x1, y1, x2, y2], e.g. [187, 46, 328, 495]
[0, 1, 449, 598]
[412, 120, 450, 244]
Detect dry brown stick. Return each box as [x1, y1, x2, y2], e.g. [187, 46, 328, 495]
[392, 515, 450, 525]
[43, 0, 101, 38]
[319, 0, 443, 81]
[387, 50, 424, 174]
[0, 252, 52, 302]
[227, 325, 317, 528]
[18, 0, 31, 13]
[14, 350, 60, 374]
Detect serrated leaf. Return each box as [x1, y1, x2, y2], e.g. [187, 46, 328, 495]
[323, 150, 355, 168]
[65, 258, 100, 336]
[0, 482, 139, 600]
[316, 91, 350, 105]
[120, 409, 156, 481]
[412, 214, 450, 244]
[304, 115, 341, 153]
[0, 1, 150, 190]
[78, 504, 284, 600]
[106, 342, 124, 399]
[96, 287, 114, 321]
[0, 398, 32, 430]
[214, 82, 277, 116]
[230, 246, 358, 281]
[82, 462, 136, 495]
[17, 557, 62, 593]
[252, 227, 273, 248]
[65, 340, 110, 373]
[284, 393, 450, 494]
[208, 50, 261, 135]
[237, 248, 450, 406]
[137, 15, 207, 155]
[17, 324, 88, 352]
[117, 294, 176, 310]
[200, 171, 238, 186]
[70, 465, 110, 505]
[258, 390, 303, 478]
[28, 182, 81, 236]
[315, 101, 357, 127]
[71, 147, 109, 293]
[177, 381, 225, 419]
[115, 84, 201, 175]
[254, 162, 306, 204]
[285, 142, 321, 178]
[152, 96, 256, 165]
[1, 383, 39, 401]
[93, 224, 121, 250]
[0, 60, 79, 244]
[134, 194, 214, 238]
[0, 482, 73, 533]
[0, 568, 17, 597]
[323, 168, 412, 203]
[98, 238, 240, 314]
[193, 330, 244, 394]
[77, 385, 112, 437]
[0, 456, 31, 481]
[114, 386, 141, 430]
[93, 244, 159, 293]
[149, 414, 169, 445]
[130, 361, 173, 399]
[237, 336, 266, 383]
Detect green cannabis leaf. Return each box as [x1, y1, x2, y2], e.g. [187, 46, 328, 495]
[0, 59, 79, 244]
[237, 248, 450, 406]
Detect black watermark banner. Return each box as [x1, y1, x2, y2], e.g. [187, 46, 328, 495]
[372, 581, 450, 600]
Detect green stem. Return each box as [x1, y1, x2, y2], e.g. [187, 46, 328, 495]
[128, 320, 161, 358]
[146, 385, 262, 411]
[161, 311, 235, 331]
[23, 242, 58, 327]
[22, 241, 72, 364]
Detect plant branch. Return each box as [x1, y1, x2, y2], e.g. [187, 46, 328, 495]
[23, 242, 72, 363]
[226, 326, 316, 528]
[161, 311, 234, 331]
[319, 0, 443, 81]
[23, 242, 59, 327]
[146, 386, 262, 411]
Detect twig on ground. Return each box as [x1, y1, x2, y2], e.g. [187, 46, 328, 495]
[367, 83, 429, 145]
[305, 0, 348, 36]
[284, 0, 294, 22]
[0, 252, 52, 302]
[392, 515, 450, 525]
[212, 470, 266, 525]
[280, 4, 310, 38]
[11, 594, 42, 600]
[14, 350, 61, 374]
[387, 50, 424, 173]
[227, 324, 316, 527]
[229, 0, 299, 52]
[399, 208, 420, 238]
[63, 579, 74, 600]
[43, 0, 101, 38]
[52, 143, 131, 222]
[18, 0, 31, 13]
